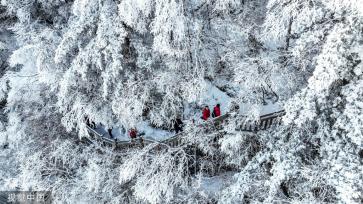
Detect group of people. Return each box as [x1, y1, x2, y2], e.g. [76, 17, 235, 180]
[85, 115, 142, 140]
[173, 103, 222, 134]
[106, 126, 142, 141]
[108, 127, 143, 141]
[84, 103, 222, 141]
[201, 104, 221, 120]
[84, 116, 96, 128]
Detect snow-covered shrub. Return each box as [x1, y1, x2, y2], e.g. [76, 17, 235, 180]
[120, 144, 190, 204]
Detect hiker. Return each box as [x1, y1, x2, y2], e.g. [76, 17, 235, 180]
[108, 127, 113, 139]
[128, 128, 138, 140]
[84, 116, 96, 128]
[174, 118, 183, 133]
[212, 104, 221, 118]
[84, 116, 91, 127]
[91, 121, 96, 128]
[202, 106, 210, 120]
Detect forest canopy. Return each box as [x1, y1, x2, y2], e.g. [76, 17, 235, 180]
[0, 0, 362, 203]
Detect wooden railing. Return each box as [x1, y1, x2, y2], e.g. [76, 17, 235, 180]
[84, 126, 157, 150]
[239, 110, 286, 132]
[83, 110, 285, 149]
[161, 113, 231, 147]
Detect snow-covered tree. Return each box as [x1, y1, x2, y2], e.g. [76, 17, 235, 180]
[0, 0, 362, 203]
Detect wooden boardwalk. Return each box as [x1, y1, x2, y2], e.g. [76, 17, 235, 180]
[83, 110, 285, 150]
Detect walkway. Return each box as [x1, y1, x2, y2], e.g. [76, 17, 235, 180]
[82, 110, 286, 150]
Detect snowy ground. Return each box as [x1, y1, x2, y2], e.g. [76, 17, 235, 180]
[239, 100, 282, 116]
[194, 172, 236, 199]
[94, 121, 173, 141]
[183, 80, 232, 120]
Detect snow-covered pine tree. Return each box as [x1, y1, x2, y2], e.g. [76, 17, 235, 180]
[0, 0, 362, 203]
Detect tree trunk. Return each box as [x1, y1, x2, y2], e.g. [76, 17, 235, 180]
[285, 17, 293, 51]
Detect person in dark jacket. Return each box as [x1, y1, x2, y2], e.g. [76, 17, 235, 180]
[202, 106, 210, 120]
[174, 118, 183, 133]
[84, 116, 91, 126]
[212, 104, 221, 118]
[84, 116, 97, 128]
[108, 127, 113, 139]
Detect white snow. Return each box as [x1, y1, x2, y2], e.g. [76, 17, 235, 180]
[184, 80, 232, 120]
[239, 100, 282, 116]
[198, 80, 232, 114]
[195, 172, 236, 198]
[94, 121, 173, 141]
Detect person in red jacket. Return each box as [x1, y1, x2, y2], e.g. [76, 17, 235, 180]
[202, 106, 210, 120]
[129, 128, 138, 140]
[212, 104, 221, 118]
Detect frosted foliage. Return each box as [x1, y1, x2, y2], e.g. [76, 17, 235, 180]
[118, 0, 153, 33]
[0, 0, 362, 203]
[308, 25, 352, 92]
[279, 3, 362, 204]
[9, 30, 61, 84]
[219, 132, 258, 166]
[152, 0, 187, 56]
[120, 145, 189, 204]
[263, 0, 324, 49]
[214, 0, 241, 12]
[0, 42, 5, 50]
[338, 46, 363, 146]
[56, 0, 128, 131]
